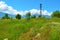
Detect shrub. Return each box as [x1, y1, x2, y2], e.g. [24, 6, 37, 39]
[16, 14, 21, 19]
[26, 12, 31, 20]
[51, 10, 60, 18]
[31, 15, 36, 18]
[2, 13, 10, 19]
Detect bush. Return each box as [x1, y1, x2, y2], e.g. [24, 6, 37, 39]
[26, 12, 31, 20]
[2, 13, 10, 19]
[51, 10, 60, 18]
[31, 15, 36, 18]
[16, 14, 21, 19]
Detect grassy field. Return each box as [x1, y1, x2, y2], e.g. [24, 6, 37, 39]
[0, 18, 60, 40]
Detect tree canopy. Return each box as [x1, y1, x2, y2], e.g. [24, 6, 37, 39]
[26, 12, 31, 20]
[16, 14, 21, 19]
[2, 13, 10, 19]
[51, 10, 60, 18]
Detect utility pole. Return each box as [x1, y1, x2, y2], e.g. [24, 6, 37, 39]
[40, 3, 42, 17]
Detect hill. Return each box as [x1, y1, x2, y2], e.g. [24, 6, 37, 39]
[0, 12, 15, 18]
[0, 18, 60, 40]
[0, 12, 51, 18]
[0, 12, 5, 18]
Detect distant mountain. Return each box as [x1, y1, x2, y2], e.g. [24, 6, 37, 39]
[22, 15, 51, 18]
[42, 15, 51, 18]
[34, 13, 51, 18]
[0, 12, 5, 18]
[0, 12, 26, 18]
[8, 14, 15, 18]
[0, 12, 25, 18]
[0, 12, 15, 18]
[0, 12, 51, 18]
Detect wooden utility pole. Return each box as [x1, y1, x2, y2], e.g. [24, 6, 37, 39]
[40, 4, 42, 17]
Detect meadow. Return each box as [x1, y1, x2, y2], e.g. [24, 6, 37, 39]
[0, 18, 60, 40]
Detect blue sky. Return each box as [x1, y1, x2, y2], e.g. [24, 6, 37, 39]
[40, 0, 60, 12]
[0, 0, 60, 16]
[1, 0, 40, 11]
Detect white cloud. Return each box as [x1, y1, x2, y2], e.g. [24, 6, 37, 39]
[27, 9, 52, 16]
[0, 1, 52, 16]
[0, 1, 22, 15]
[42, 10, 52, 16]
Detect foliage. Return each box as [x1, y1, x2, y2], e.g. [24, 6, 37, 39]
[51, 10, 60, 18]
[16, 14, 21, 19]
[26, 12, 31, 20]
[31, 15, 36, 18]
[38, 15, 42, 18]
[0, 17, 60, 40]
[2, 13, 10, 19]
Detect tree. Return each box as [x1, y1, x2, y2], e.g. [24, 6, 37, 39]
[38, 15, 42, 17]
[16, 14, 21, 19]
[26, 12, 31, 20]
[31, 15, 36, 18]
[51, 10, 60, 18]
[2, 13, 10, 19]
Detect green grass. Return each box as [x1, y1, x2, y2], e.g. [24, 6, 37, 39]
[0, 18, 60, 40]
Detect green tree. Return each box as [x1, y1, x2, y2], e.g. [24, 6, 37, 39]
[26, 12, 31, 20]
[31, 15, 36, 18]
[16, 14, 21, 19]
[38, 15, 42, 18]
[51, 10, 60, 18]
[2, 13, 10, 19]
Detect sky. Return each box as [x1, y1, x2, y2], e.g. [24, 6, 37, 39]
[0, 0, 60, 16]
[40, 0, 60, 12]
[0, 0, 40, 11]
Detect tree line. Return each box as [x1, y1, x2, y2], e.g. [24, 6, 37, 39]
[1, 10, 60, 20]
[1, 12, 38, 20]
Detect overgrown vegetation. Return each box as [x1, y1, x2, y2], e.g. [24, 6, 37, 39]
[0, 10, 60, 40]
[51, 10, 60, 18]
[2, 13, 10, 19]
[0, 18, 60, 40]
[26, 12, 31, 20]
